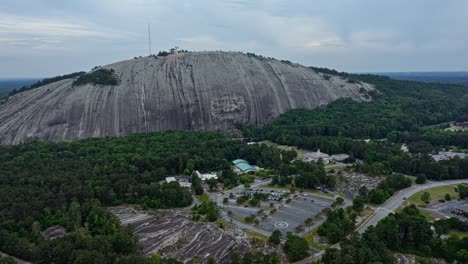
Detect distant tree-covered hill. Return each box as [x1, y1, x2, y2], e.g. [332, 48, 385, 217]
[0, 78, 41, 96]
[376, 71, 468, 86]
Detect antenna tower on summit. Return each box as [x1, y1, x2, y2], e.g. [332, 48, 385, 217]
[148, 23, 152, 55]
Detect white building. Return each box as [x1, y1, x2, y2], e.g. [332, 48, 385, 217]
[165, 176, 191, 187]
[178, 182, 192, 188]
[165, 177, 177, 183]
[301, 149, 351, 164]
[194, 170, 218, 181]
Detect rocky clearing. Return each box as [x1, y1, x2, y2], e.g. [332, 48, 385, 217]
[110, 205, 255, 263]
[334, 172, 385, 199]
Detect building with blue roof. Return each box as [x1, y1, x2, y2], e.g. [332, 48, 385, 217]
[232, 159, 256, 174]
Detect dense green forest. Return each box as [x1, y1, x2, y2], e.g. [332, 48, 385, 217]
[243, 72, 468, 181]
[320, 205, 468, 264]
[0, 131, 295, 262]
[1, 69, 468, 263]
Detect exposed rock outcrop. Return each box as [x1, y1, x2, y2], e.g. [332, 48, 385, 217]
[0, 52, 374, 144]
[41, 225, 66, 240]
[110, 206, 252, 263]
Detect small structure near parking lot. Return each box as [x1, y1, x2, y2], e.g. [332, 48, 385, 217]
[301, 149, 350, 164]
[194, 171, 218, 181]
[453, 204, 468, 219]
[165, 176, 192, 187]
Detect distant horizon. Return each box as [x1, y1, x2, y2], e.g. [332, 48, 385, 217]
[0, 50, 468, 79]
[364, 70, 468, 74]
[2, 70, 468, 79]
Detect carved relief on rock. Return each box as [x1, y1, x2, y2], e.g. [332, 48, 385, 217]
[210, 95, 246, 119]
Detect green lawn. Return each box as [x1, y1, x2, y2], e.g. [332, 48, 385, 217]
[417, 209, 435, 221]
[259, 140, 305, 159]
[395, 207, 434, 221]
[407, 185, 458, 207]
[448, 229, 468, 238]
[198, 193, 210, 202]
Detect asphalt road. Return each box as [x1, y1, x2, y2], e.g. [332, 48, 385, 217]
[294, 178, 468, 264]
[356, 179, 468, 233]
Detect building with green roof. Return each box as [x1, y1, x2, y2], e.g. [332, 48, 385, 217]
[232, 159, 256, 174]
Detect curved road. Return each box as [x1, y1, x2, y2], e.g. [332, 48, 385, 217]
[356, 179, 468, 233]
[294, 179, 468, 264]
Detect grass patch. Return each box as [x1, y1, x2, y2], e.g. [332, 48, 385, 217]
[418, 209, 435, 221]
[303, 226, 329, 250]
[360, 208, 374, 218]
[198, 193, 210, 203]
[395, 207, 435, 222]
[302, 189, 335, 198]
[448, 229, 468, 238]
[259, 140, 304, 159]
[407, 185, 458, 207]
[243, 229, 269, 241]
[232, 216, 250, 225]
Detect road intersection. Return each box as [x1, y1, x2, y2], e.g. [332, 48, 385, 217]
[205, 177, 468, 263]
[295, 178, 468, 264]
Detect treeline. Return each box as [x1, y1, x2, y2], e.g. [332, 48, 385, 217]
[1, 199, 140, 263]
[320, 205, 468, 264]
[0, 131, 296, 217]
[365, 174, 411, 204]
[270, 160, 336, 189]
[242, 74, 468, 181]
[0, 131, 295, 262]
[391, 128, 468, 150]
[6, 71, 85, 98]
[243, 72, 468, 142]
[317, 208, 356, 244]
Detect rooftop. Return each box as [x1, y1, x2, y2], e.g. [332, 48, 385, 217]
[165, 177, 176, 183]
[232, 159, 256, 173]
[233, 159, 249, 165]
[194, 171, 218, 180]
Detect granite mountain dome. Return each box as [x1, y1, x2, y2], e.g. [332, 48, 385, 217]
[0, 51, 374, 144]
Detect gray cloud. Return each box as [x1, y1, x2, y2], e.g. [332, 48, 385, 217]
[0, 0, 467, 77]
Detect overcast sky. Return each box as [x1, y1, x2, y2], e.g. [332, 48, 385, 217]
[1, 0, 467, 77]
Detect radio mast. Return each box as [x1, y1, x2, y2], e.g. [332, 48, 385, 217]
[148, 23, 152, 56]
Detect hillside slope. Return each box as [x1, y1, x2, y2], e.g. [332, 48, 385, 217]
[0, 51, 373, 144]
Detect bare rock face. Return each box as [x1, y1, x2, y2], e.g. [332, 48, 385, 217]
[41, 225, 66, 240]
[0, 52, 374, 144]
[110, 206, 252, 263]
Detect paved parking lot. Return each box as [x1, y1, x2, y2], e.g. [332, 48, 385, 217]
[223, 191, 333, 235]
[431, 199, 468, 221]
